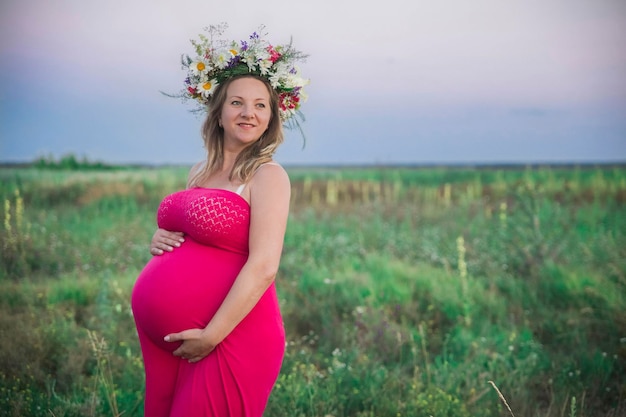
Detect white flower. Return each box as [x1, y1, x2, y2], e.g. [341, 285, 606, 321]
[189, 60, 210, 75]
[240, 48, 260, 71]
[214, 49, 235, 69]
[269, 62, 303, 89]
[243, 58, 257, 72]
[288, 67, 309, 88]
[298, 89, 309, 103]
[258, 59, 273, 75]
[268, 70, 288, 89]
[197, 79, 218, 97]
[286, 73, 308, 90]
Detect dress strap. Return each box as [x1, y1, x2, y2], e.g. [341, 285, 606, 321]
[235, 183, 246, 195]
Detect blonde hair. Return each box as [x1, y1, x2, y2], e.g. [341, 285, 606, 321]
[187, 75, 284, 188]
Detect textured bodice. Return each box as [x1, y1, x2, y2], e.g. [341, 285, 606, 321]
[157, 188, 250, 254]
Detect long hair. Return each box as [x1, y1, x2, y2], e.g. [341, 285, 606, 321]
[187, 75, 284, 188]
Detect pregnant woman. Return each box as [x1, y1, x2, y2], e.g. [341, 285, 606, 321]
[131, 25, 308, 416]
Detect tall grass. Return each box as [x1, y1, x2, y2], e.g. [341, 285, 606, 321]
[0, 164, 624, 416]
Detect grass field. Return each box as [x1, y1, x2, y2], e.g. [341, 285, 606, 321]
[0, 164, 625, 416]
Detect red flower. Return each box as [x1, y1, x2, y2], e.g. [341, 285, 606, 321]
[279, 92, 300, 111]
[267, 45, 281, 63]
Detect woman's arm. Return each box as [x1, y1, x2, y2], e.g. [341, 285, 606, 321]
[164, 163, 291, 362]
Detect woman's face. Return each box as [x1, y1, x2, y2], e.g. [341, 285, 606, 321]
[220, 77, 272, 148]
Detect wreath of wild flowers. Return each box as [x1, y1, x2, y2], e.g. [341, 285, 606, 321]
[173, 23, 309, 131]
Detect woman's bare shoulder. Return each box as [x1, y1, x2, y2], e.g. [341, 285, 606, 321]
[254, 162, 289, 181]
[249, 162, 290, 193]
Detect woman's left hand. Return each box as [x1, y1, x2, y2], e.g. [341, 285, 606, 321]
[164, 329, 216, 363]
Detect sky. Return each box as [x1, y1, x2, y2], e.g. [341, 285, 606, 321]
[1, 0, 625, 166]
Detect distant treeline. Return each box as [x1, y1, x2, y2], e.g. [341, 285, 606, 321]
[4, 153, 623, 171]
[33, 154, 118, 170]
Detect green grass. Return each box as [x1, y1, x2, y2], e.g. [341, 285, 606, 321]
[0, 164, 624, 416]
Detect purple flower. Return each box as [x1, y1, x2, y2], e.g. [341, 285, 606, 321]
[240, 40, 248, 51]
[227, 56, 242, 68]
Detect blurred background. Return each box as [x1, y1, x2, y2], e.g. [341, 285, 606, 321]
[1, 0, 625, 166]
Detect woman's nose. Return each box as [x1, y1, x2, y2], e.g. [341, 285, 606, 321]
[241, 106, 254, 118]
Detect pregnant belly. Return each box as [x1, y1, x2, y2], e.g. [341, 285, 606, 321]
[131, 239, 247, 351]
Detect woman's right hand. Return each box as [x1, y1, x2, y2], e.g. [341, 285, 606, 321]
[150, 228, 185, 256]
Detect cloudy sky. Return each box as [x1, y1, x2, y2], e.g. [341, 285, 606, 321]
[1, 0, 625, 165]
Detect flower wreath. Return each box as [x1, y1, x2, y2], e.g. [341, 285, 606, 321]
[175, 23, 309, 130]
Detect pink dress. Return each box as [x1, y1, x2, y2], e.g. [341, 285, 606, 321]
[131, 187, 285, 417]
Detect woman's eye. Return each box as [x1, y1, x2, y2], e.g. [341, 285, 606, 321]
[256, 103, 266, 108]
[231, 100, 241, 105]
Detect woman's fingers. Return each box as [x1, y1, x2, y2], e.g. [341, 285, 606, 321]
[150, 232, 186, 255]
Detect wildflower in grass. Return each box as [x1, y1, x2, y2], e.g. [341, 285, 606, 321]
[570, 396, 577, 417]
[456, 236, 467, 279]
[3, 199, 10, 234]
[499, 202, 507, 228]
[14, 190, 23, 231]
[329, 348, 348, 373]
[325, 179, 338, 206]
[443, 183, 451, 206]
[457, 235, 471, 326]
